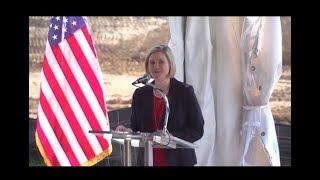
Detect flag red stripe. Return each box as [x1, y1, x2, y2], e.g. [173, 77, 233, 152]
[82, 27, 97, 58]
[67, 34, 106, 115]
[42, 57, 96, 159]
[40, 90, 80, 166]
[36, 123, 60, 166]
[50, 46, 109, 150]
[81, 27, 106, 115]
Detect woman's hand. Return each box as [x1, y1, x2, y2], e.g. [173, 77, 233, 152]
[115, 125, 133, 133]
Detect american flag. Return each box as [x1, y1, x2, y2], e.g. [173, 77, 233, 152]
[35, 16, 112, 166]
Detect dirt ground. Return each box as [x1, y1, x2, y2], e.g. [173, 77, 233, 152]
[269, 65, 291, 124]
[29, 65, 291, 124]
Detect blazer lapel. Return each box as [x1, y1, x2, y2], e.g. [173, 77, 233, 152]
[161, 78, 176, 129]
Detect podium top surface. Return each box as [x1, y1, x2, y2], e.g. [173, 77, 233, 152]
[89, 130, 152, 140]
[89, 130, 197, 149]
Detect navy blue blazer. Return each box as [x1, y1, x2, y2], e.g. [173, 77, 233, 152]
[130, 78, 204, 166]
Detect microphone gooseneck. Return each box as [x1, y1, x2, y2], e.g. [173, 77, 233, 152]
[132, 74, 150, 85]
[131, 74, 170, 136]
[145, 82, 170, 136]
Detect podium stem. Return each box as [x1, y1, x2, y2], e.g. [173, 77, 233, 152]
[144, 141, 153, 166]
[123, 138, 132, 166]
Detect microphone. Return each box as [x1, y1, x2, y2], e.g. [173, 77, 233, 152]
[132, 74, 150, 85]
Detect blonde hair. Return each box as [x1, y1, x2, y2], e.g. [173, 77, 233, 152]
[145, 44, 176, 78]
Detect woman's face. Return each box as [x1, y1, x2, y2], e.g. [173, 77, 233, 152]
[148, 52, 170, 81]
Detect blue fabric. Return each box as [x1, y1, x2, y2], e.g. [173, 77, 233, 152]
[130, 78, 204, 166]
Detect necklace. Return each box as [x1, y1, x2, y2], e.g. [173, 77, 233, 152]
[154, 80, 170, 97]
[153, 88, 169, 98]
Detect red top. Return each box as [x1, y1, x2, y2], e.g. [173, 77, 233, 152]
[152, 95, 166, 166]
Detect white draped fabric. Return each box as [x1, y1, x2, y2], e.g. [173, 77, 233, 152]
[239, 17, 281, 166]
[168, 17, 186, 82]
[168, 16, 281, 166]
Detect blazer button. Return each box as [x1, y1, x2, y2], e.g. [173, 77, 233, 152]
[250, 65, 255, 71]
[261, 131, 265, 136]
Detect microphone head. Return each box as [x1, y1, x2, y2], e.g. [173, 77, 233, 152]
[132, 74, 150, 85]
[142, 74, 150, 82]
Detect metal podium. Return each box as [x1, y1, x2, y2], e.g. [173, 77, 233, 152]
[89, 130, 197, 166]
[90, 76, 197, 166]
